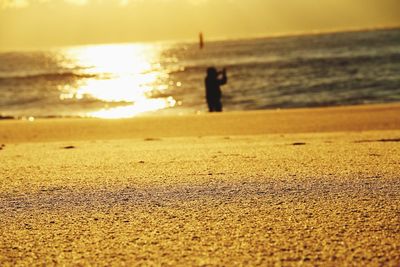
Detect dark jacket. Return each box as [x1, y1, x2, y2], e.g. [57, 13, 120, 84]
[205, 73, 227, 101]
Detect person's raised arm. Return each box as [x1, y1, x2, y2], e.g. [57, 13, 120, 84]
[219, 68, 227, 85]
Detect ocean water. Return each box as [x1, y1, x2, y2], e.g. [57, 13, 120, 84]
[0, 28, 399, 119]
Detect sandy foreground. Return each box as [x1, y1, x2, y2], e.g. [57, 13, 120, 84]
[0, 104, 400, 266]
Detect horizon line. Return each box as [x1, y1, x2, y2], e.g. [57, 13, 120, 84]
[1, 24, 399, 52]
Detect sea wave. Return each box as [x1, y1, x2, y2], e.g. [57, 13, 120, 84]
[0, 71, 99, 82]
[1, 94, 134, 108]
[0, 28, 399, 118]
[167, 52, 400, 75]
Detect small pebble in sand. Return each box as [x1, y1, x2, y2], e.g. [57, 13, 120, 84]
[292, 142, 306, 146]
[63, 146, 76, 149]
[144, 138, 161, 141]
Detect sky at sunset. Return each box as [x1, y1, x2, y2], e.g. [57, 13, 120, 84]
[0, 0, 399, 49]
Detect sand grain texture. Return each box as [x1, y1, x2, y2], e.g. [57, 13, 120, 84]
[1, 104, 400, 266]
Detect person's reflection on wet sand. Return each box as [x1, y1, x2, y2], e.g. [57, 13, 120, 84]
[205, 67, 227, 112]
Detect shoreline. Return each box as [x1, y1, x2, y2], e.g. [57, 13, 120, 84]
[2, 101, 400, 120]
[1, 102, 400, 143]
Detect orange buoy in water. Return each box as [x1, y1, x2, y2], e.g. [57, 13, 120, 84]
[199, 32, 204, 49]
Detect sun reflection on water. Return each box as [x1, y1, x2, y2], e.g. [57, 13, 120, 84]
[60, 43, 176, 118]
[90, 97, 176, 119]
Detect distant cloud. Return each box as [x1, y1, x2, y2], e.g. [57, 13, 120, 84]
[0, 0, 131, 8]
[1, 0, 37, 8]
[64, 0, 87, 6]
[0, 0, 213, 9]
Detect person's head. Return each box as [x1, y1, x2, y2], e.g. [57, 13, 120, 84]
[207, 67, 218, 78]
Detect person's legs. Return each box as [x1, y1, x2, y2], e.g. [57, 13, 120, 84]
[215, 100, 222, 112]
[207, 98, 214, 112]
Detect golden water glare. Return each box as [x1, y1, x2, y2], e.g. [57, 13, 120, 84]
[59, 44, 176, 118]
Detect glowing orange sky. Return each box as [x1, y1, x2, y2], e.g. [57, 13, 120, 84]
[0, 0, 399, 49]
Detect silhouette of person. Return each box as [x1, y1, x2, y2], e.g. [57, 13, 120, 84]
[205, 67, 227, 112]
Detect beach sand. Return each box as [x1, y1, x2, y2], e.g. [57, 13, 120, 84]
[1, 103, 400, 266]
